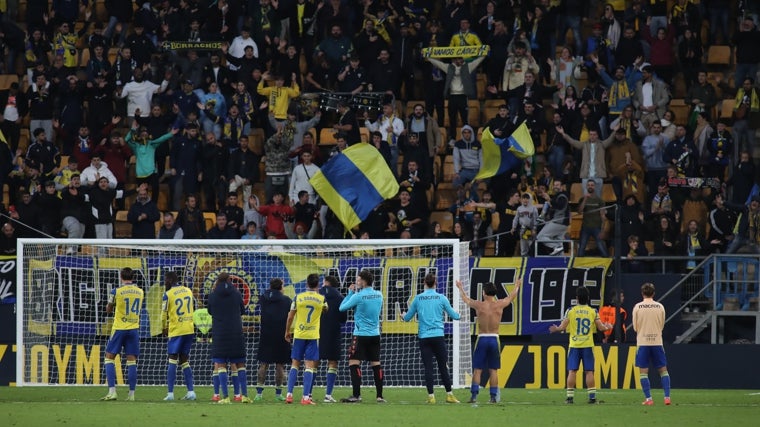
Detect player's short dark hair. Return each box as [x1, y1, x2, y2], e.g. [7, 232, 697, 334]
[424, 273, 436, 288]
[324, 276, 338, 287]
[121, 267, 134, 281]
[270, 278, 284, 290]
[165, 271, 178, 284]
[483, 282, 497, 296]
[359, 270, 374, 287]
[576, 286, 590, 305]
[298, 190, 308, 198]
[641, 282, 655, 298]
[307, 273, 320, 289]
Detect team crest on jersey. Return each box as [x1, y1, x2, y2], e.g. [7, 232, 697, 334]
[203, 268, 258, 315]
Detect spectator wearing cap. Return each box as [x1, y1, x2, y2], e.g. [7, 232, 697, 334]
[27, 73, 55, 142]
[593, 54, 642, 121]
[452, 125, 482, 189]
[332, 100, 361, 145]
[127, 183, 160, 239]
[169, 123, 203, 211]
[229, 26, 259, 71]
[0, 82, 28, 152]
[80, 152, 118, 189]
[34, 180, 62, 237]
[258, 71, 300, 123]
[175, 79, 202, 121]
[337, 55, 367, 94]
[632, 64, 670, 131]
[555, 123, 614, 198]
[425, 54, 485, 147]
[126, 121, 179, 202]
[26, 127, 60, 182]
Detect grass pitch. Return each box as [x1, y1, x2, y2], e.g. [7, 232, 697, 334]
[1, 387, 758, 427]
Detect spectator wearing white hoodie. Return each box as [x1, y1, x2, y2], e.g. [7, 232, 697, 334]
[80, 152, 118, 189]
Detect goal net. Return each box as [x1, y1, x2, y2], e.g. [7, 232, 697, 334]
[16, 239, 471, 389]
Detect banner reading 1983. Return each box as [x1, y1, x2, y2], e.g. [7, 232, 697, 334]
[23, 254, 610, 338]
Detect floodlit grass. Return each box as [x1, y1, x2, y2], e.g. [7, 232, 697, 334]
[0, 387, 758, 426]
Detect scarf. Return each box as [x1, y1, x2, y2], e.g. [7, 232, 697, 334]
[625, 171, 639, 194]
[608, 79, 630, 108]
[735, 88, 760, 113]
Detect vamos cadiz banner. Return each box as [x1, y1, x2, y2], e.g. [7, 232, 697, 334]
[21, 255, 610, 338]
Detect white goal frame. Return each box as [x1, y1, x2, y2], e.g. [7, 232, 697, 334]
[16, 238, 471, 388]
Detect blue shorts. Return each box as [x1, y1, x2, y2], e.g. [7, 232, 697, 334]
[106, 329, 140, 356]
[636, 346, 668, 369]
[567, 347, 595, 371]
[472, 335, 500, 370]
[212, 357, 246, 364]
[291, 339, 319, 362]
[167, 334, 195, 356]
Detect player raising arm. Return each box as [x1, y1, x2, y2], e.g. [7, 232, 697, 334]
[549, 286, 611, 404]
[455, 278, 521, 404]
[102, 268, 143, 401]
[284, 273, 328, 405]
[162, 272, 196, 401]
[403, 273, 461, 404]
[632, 282, 671, 406]
[339, 270, 386, 403]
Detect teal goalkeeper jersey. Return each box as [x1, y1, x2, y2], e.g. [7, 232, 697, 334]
[339, 287, 383, 336]
[403, 288, 460, 338]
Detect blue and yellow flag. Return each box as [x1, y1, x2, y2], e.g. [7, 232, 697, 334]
[474, 122, 535, 181]
[310, 143, 399, 230]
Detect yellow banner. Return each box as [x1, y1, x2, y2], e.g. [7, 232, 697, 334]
[421, 45, 491, 58]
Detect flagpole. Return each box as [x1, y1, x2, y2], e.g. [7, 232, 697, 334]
[613, 203, 623, 344]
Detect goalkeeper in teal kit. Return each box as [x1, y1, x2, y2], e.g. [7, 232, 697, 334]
[338, 270, 386, 403]
[403, 273, 461, 404]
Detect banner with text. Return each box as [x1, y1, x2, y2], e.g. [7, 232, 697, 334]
[421, 45, 491, 58]
[23, 255, 609, 337]
[0, 255, 16, 304]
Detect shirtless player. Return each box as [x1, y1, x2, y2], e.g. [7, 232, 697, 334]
[455, 278, 521, 404]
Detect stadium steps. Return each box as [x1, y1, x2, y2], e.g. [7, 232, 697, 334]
[674, 312, 712, 344]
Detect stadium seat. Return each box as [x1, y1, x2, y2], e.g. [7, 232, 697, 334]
[720, 99, 736, 119]
[114, 211, 131, 238]
[569, 214, 583, 239]
[429, 211, 454, 233]
[319, 128, 338, 145]
[436, 155, 456, 190]
[434, 188, 456, 211]
[602, 183, 617, 203]
[569, 182, 584, 204]
[359, 126, 369, 143]
[201, 212, 216, 231]
[482, 106, 500, 126]
[0, 74, 18, 90]
[668, 99, 691, 126]
[78, 49, 90, 69]
[490, 211, 500, 232]
[249, 128, 265, 155]
[707, 45, 732, 67]
[467, 100, 481, 127]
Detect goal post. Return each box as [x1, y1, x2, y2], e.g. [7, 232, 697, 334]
[16, 239, 472, 389]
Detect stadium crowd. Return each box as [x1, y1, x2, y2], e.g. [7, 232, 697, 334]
[0, 0, 759, 262]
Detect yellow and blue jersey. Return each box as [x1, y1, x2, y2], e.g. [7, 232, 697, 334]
[564, 304, 599, 348]
[291, 290, 327, 340]
[109, 284, 144, 332]
[163, 285, 195, 337]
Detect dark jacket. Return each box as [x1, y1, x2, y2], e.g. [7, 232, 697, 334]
[207, 281, 245, 359]
[258, 289, 291, 341]
[127, 199, 160, 238]
[319, 285, 347, 340]
[176, 207, 206, 239]
[227, 148, 259, 183]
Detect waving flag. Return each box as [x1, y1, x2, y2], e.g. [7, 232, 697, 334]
[474, 122, 535, 181]
[310, 143, 399, 230]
